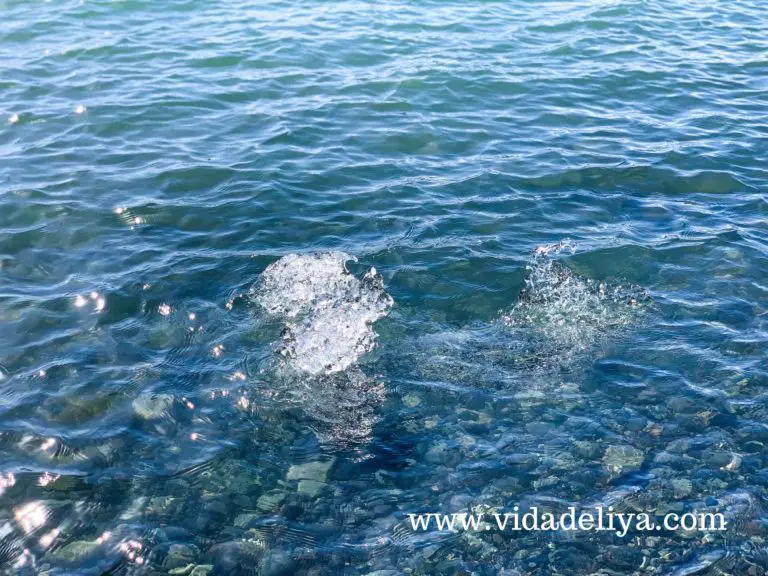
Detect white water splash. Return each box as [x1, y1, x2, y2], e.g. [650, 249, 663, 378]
[502, 241, 648, 362]
[403, 242, 650, 389]
[253, 252, 393, 375]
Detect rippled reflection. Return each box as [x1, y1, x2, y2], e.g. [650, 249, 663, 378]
[0, 0, 765, 573]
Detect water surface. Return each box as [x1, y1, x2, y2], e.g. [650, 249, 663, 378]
[1, 0, 767, 574]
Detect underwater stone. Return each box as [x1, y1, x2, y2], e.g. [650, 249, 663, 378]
[165, 544, 200, 570]
[287, 458, 335, 483]
[206, 540, 267, 573]
[668, 396, 696, 413]
[424, 417, 439, 430]
[653, 451, 684, 467]
[424, 442, 453, 465]
[153, 526, 194, 543]
[233, 513, 260, 528]
[602, 444, 645, 474]
[525, 422, 550, 436]
[403, 393, 421, 407]
[260, 550, 299, 576]
[147, 495, 177, 515]
[573, 440, 602, 460]
[49, 540, 100, 563]
[533, 475, 559, 489]
[602, 545, 644, 570]
[671, 478, 693, 499]
[190, 566, 213, 576]
[297, 479, 326, 497]
[132, 393, 173, 420]
[704, 450, 735, 468]
[625, 416, 648, 432]
[257, 491, 287, 512]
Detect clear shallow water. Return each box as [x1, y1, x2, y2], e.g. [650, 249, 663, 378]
[1, 0, 767, 574]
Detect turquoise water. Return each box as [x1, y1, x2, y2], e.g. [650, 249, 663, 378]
[1, 0, 767, 574]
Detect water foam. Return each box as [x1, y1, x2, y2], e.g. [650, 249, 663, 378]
[252, 252, 394, 375]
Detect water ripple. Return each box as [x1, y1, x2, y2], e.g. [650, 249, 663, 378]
[1, 0, 766, 573]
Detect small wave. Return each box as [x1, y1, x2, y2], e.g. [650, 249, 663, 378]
[252, 252, 393, 375]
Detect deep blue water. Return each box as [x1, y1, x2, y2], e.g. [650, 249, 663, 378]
[1, 0, 767, 574]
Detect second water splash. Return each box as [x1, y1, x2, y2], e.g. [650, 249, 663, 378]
[398, 242, 651, 391]
[502, 241, 650, 372]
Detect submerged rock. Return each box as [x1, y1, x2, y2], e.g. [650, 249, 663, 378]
[601, 545, 644, 571]
[233, 513, 260, 528]
[206, 539, 267, 573]
[286, 458, 335, 483]
[132, 393, 174, 420]
[403, 393, 422, 408]
[165, 544, 200, 570]
[602, 444, 645, 475]
[671, 478, 693, 499]
[49, 540, 101, 563]
[257, 491, 288, 512]
[297, 479, 326, 497]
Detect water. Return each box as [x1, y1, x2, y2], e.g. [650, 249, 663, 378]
[0, 0, 766, 574]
